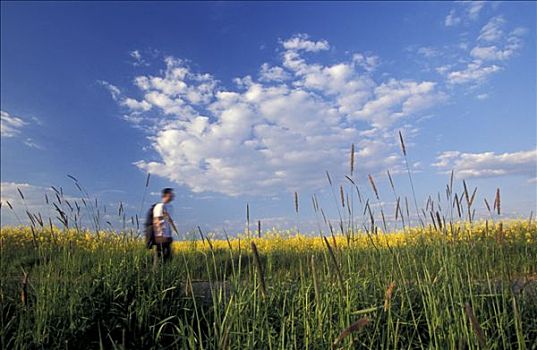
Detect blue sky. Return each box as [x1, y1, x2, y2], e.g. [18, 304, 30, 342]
[1, 1, 536, 234]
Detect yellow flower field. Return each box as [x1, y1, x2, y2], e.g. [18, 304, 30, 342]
[2, 219, 534, 253]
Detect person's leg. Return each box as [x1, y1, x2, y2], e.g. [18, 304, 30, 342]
[163, 241, 172, 262]
[153, 242, 164, 269]
[156, 242, 163, 257]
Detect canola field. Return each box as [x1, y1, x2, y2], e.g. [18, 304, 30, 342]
[1, 221, 536, 349]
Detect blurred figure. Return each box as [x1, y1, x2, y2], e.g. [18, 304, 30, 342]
[152, 188, 178, 263]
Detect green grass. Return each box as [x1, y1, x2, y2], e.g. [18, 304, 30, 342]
[1, 225, 536, 349]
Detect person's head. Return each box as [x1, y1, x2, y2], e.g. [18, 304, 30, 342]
[161, 188, 175, 204]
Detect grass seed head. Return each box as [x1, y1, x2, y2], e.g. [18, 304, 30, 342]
[464, 303, 486, 348]
[398, 130, 406, 156]
[368, 174, 379, 200]
[333, 317, 369, 348]
[384, 282, 396, 311]
[494, 188, 501, 215]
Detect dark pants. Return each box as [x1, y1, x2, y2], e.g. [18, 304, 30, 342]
[154, 237, 172, 263]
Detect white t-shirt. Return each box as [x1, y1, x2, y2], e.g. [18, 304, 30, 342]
[153, 203, 173, 238]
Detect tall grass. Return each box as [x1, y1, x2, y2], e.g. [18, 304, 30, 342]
[1, 221, 536, 349]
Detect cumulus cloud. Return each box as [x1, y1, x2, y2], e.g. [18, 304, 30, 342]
[354, 80, 445, 127]
[122, 97, 152, 112]
[281, 33, 329, 52]
[104, 35, 445, 196]
[433, 149, 537, 181]
[259, 63, 290, 82]
[352, 53, 379, 72]
[1, 110, 27, 137]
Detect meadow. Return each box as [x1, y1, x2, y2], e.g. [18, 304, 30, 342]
[1, 220, 536, 349]
[1, 137, 536, 349]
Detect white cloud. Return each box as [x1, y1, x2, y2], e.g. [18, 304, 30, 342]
[0, 182, 46, 205]
[259, 63, 290, 82]
[0, 182, 53, 226]
[471, 26, 524, 62]
[0, 182, 83, 210]
[1, 110, 27, 137]
[352, 53, 379, 72]
[99, 80, 121, 100]
[476, 93, 489, 100]
[0, 182, 132, 229]
[121, 97, 152, 111]
[23, 138, 43, 149]
[130, 50, 142, 60]
[441, 16, 525, 86]
[130, 50, 149, 66]
[466, 1, 486, 21]
[353, 80, 445, 128]
[469, 17, 524, 62]
[436, 64, 453, 75]
[445, 1, 486, 27]
[470, 46, 510, 61]
[433, 149, 537, 181]
[1, 110, 42, 148]
[416, 47, 439, 58]
[445, 10, 461, 27]
[281, 33, 329, 52]
[478, 16, 505, 42]
[446, 61, 501, 85]
[106, 35, 443, 196]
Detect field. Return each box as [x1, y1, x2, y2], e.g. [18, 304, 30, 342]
[1, 137, 536, 349]
[1, 221, 536, 349]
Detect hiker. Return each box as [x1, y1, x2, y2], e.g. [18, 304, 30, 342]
[152, 188, 178, 262]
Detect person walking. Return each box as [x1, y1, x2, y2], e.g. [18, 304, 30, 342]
[152, 188, 178, 263]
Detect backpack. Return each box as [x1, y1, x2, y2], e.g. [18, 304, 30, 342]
[144, 203, 157, 249]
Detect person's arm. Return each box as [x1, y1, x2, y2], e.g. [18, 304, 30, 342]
[163, 211, 179, 235]
[169, 217, 179, 235]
